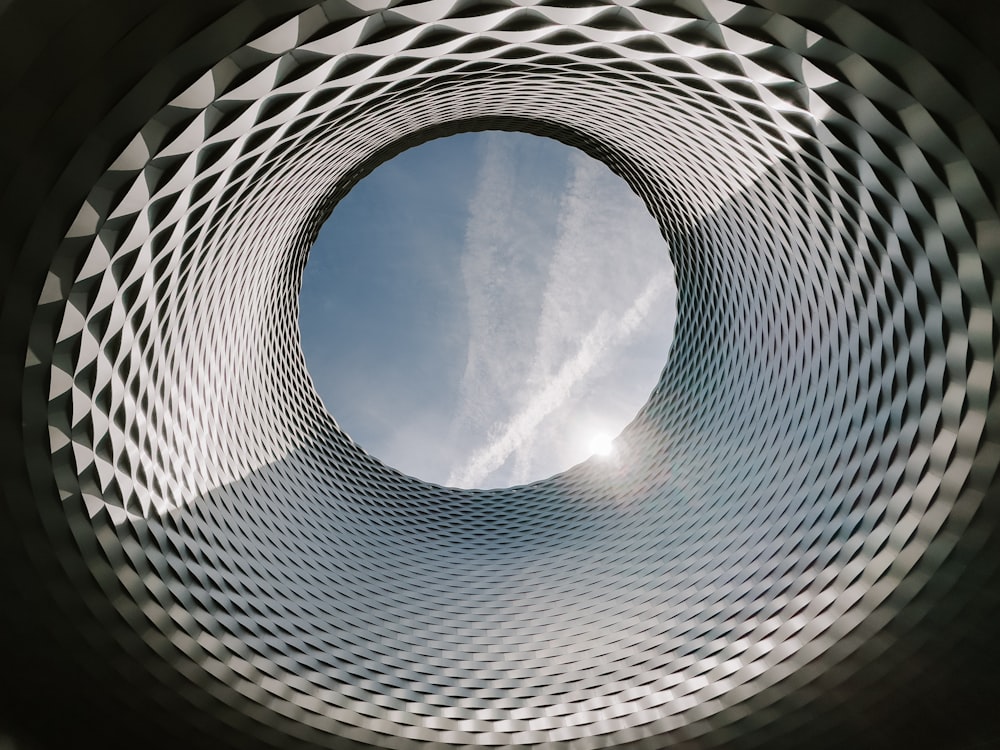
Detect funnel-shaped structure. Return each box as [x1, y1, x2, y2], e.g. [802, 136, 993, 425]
[1, 2, 998, 748]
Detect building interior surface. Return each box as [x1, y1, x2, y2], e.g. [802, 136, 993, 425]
[1, 1, 999, 748]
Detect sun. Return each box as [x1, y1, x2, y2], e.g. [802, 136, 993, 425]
[588, 432, 615, 457]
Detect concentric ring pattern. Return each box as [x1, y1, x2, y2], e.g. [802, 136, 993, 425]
[2, 1, 999, 749]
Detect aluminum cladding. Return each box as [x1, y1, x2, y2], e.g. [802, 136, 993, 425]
[2, 1, 999, 749]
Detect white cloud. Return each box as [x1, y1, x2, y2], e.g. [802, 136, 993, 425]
[448, 269, 671, 487]
[448, 137, 675, 488]
[451, 134, 543, 435]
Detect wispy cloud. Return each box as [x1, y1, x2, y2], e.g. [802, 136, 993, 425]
[448, 270, 671, 487]
[455, 136, 509, 430]
[448, 138, 674, 488]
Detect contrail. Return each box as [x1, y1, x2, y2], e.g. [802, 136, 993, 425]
[447, 270, 670, 488]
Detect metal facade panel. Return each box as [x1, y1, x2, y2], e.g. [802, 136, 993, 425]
[1, 2, 998, 748]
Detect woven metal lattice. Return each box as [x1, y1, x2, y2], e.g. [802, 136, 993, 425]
[4, 1, 1000, 749]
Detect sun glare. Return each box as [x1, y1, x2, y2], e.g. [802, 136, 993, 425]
[589, 432, 615, 457]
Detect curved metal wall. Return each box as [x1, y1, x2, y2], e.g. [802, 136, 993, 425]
[1, 2, 998, 749]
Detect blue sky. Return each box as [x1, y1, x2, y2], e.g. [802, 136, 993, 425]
[299, 131, 675, 488]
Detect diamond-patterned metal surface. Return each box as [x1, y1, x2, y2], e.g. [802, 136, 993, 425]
[1, 2, 999, 749]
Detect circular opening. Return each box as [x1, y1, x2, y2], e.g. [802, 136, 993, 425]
[300, 131, 676, 488]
